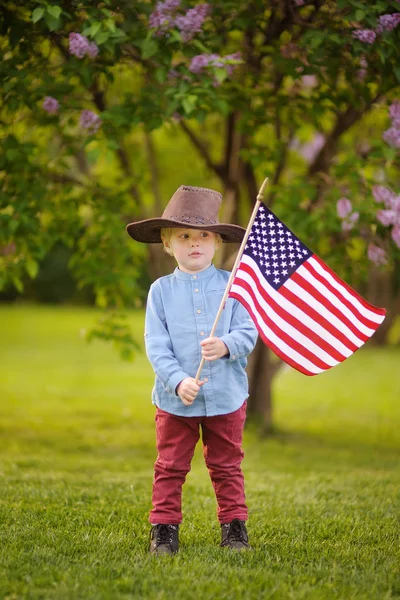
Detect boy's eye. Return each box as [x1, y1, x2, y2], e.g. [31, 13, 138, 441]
[200, 232, 208, 237]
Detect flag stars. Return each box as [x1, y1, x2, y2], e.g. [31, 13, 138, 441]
[243, 204, 312, 291]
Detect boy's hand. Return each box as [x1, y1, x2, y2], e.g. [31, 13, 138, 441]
[176, 377, 204, 406]
[200, 337, 229, 361]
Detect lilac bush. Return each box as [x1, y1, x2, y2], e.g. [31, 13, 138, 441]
[80, 110, 102, 133]
[383, 101, 400, 149]
[367, 243, 387, 266]
[376, 13, 400, 34]
[42, 96, 59, 114]
[337, 197, 352, 218]
[336, 198, 359, 231]
[352, 12, 400, 44]
[175, 4, 209, 42]
[372, 185, 400, 251]
[69, 33, 98, 59]
[352, 29, 376, 44]
[149, 1, 209, 42]
[189, 52, 241, 76]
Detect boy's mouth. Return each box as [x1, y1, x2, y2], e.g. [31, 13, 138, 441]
[189, 251, 202, 257]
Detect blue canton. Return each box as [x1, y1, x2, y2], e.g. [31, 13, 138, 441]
[244, 203, 313, 291]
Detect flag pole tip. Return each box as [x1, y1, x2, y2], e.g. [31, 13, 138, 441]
[256, 177, 269, 202]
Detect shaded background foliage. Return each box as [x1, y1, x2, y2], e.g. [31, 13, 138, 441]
[1, 0, 400, 429]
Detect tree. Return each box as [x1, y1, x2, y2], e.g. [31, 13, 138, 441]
[1, 0, 399, 430]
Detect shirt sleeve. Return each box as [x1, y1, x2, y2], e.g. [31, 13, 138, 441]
[144, 282, 189, 395]
[219, 299, 258, 362]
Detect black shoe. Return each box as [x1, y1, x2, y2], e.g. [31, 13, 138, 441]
[220, 519, 250, 550]
[150, 524, 179, 555]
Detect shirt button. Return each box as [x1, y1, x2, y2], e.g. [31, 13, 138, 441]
[203, 377, 209, 383]
[194, 288, 199, 293]
[200, 331, 205, 336]
[196, 309, 201, 314]
[192, 275, 198, 280]
[232, 355, 236, 360]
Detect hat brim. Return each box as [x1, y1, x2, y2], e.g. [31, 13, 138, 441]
[126, 218, 246, 243]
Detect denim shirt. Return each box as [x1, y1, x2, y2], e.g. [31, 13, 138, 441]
[144, 264, 258, 417]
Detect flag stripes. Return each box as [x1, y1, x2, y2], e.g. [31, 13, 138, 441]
[229, 253, 386, 376]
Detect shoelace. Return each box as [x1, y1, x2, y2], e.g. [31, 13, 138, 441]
[225, 520, 248, 543]
[156, 524, 174, 546]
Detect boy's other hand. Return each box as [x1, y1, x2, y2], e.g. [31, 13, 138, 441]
[176, 377, 204, 406]
[200, 336, 229, 361]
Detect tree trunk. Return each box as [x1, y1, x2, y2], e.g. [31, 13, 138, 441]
[247, 339, 283, 434]
[367, 266, 400, 345]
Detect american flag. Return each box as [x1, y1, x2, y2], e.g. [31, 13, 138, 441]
[228, 202, 386, 376]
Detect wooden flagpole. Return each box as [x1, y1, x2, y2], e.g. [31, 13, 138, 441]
[195, 177, 269, 383]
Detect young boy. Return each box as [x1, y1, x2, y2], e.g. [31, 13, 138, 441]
[126, 185, 258, 554]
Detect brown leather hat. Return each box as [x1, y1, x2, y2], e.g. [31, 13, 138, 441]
[126, 185, 245, 243]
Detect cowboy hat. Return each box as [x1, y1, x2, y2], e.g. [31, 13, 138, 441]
[126, 185, 245, 243]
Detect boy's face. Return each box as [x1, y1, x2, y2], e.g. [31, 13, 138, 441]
[163, 228, 220, 274]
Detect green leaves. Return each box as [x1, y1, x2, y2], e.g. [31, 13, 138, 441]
[182, 94, 198, 115]
[141, 35, 159, 59]
[31, 7, 45, 23]
[31, 5, 64, 31]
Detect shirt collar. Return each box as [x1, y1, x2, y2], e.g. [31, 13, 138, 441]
[173, 264, 217, 281]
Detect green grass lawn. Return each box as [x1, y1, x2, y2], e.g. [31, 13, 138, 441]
[1, 304, 399, 600]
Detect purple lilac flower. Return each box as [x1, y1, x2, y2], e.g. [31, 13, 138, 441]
[175, 4, 209, 42]
[298, 133, 325, 163]
[222, 52, 242, 75]
[42, 96, 59, 114]
[372, 185, 396, 205]
[189, 52, 238, 75]
[390, 194, 400, 213]
[189, 53, 212, 73]
[357, 56, 368, 81]
[383, 126, 400, 148]
[69, 33, 89, 58]
[69, 32, 98, 59]
[376, 13, 400, 34]
[294, 0, 305, 5]
[367, 243, 387, 266]
[87, 42, 99, 59]
[149, 0, 182, 35]
[337, 198, 353, 219]
[341, 212, 359, 232]
[392, 225, 400, 248]
[352, 29, 376, 44]
[376, 209, 397, 227]
[80, 110, 102, 133]
[164, 0, 181, 9]
[301, 74, 317, 89]
[389, 102, 400, 126]
[149, 5, 175, 33]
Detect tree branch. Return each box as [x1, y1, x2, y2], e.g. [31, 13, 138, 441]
[180, 121, 224, 178]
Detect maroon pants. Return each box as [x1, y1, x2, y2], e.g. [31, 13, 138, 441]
[150, 401, 248, 525]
